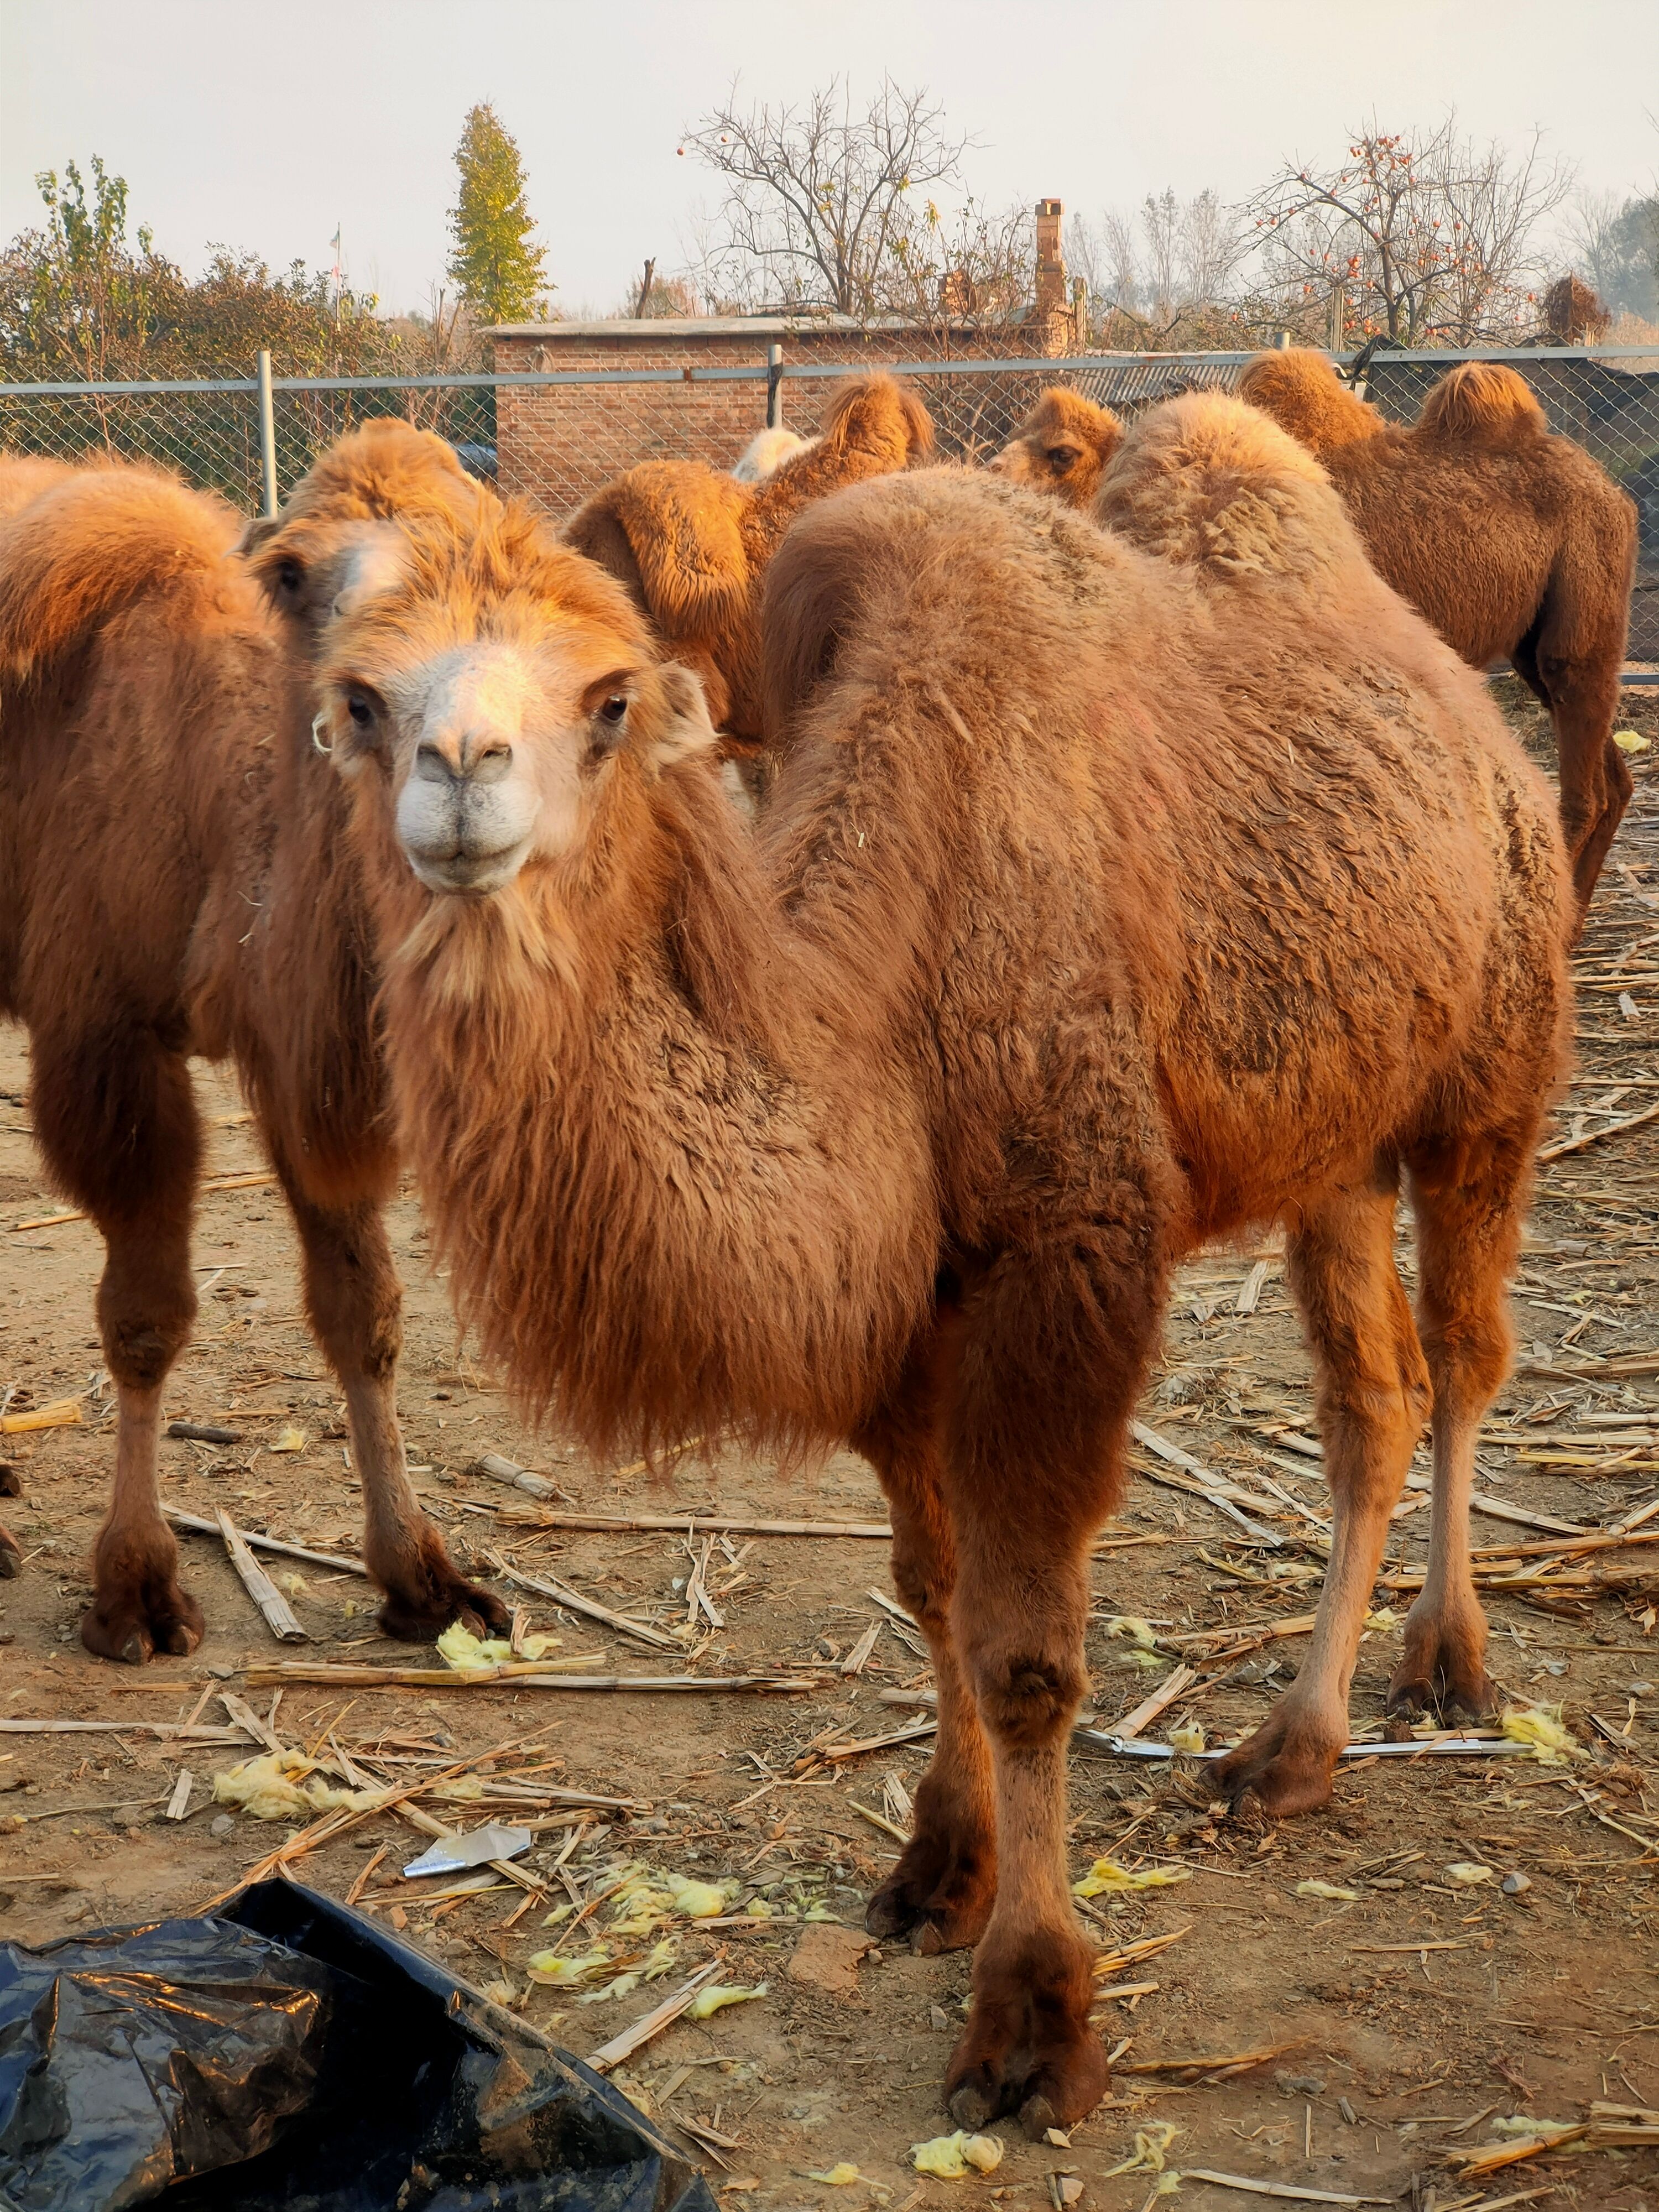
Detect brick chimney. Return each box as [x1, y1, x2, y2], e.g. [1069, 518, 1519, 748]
[1034, 199, 1066, 319]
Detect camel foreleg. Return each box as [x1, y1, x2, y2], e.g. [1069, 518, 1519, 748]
[937, 1228, 1166, 2136]
[856, 1374, 997, 1953]
[273, 1163, 509, 1641]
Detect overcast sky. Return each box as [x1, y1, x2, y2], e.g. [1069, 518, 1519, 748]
[3, 0, 1657, 316]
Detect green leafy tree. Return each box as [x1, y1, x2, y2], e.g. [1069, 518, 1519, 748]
[0, 156, 405, 380]
[446, 103, 551, 324]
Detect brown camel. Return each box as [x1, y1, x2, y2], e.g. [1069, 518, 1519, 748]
[309, 394, 1569, 2128]
[990, 386, 1124, 507]
[0, 422, 510, 1653]
[1239, 347, 1639, 919]
[562, 372, 933, 747]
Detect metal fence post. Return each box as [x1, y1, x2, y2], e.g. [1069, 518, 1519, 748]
[766, 344, 784, 430]
[256, 349, 278, 517]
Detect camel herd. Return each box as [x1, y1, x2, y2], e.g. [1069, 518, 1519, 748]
[0, 351, 1636, 2131]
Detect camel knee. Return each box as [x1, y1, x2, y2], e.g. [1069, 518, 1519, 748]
[96, 1249, 195, 1390]
[963, 1642, 1086, 1747]
[298, 1208, 403, 1380]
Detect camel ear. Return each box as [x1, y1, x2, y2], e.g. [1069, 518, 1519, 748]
[642, 662, 719, 771]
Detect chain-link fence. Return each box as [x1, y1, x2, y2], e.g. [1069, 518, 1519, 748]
[3, 345, 1656, 656]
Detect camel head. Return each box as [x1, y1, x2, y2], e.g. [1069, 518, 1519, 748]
[991, 387, 1123, 508]
[241, 419, 495, 641]
[312, 500, 717, 898]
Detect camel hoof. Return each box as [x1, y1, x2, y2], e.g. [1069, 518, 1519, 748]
[378, 1572, 511, 1644]
[947, 2079, 998, 2130]
[1211, 1713, 1342, 1819]
[1387, 1610, 1497, 1723]
[373, 1523, 513, 1644]
[865, 1828, 995, 1953]
[0, 1526, 20, 1579]
[945, 2037, 1110, 2135]
[81, 1581, 205, 1666]
[943, 1929, 1108, 2130]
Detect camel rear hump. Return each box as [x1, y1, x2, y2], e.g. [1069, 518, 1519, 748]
[0, 465, 244, 685]
[1417, 361, 1549, 447]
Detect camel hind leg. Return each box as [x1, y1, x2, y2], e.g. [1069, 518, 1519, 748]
[1532, 581, 1631, 924]
[30, 1019, 205, 1663]
[1391, 1129, 1535, 1720]
[266, 1147, 509, 1641]
[1214, 1164, 1430, 1815]
[855, 1341, 997, 1954]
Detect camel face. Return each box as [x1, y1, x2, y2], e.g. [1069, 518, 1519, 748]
[385, 641, 550, 894]
[992, 389, 1124, 510]
[317, 522, 717, 896]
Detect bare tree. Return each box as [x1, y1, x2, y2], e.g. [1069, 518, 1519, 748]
[683, 77, 977, 318]
[1249, 118, 1572, 344]
[1567, 187, 1659, 321]
[1066, 189, 1246, 345]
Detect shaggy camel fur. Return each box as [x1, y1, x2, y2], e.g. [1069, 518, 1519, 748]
[0, 422, 510, 1653]
[990, 386, 1123, 507]
[313, 395, 1569, 2130]
[1239, 347, 1638, 917]
[731, 425, 810, 482]
[562, 373, 933, 743]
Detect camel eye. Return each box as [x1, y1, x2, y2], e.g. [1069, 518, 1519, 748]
[1045, 446, 1077, 472]
[599, 694, 628, 724]
[275, 558, 304, 594]
[347, 691, 375, 729]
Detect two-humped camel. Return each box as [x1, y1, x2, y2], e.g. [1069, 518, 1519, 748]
[307, 397, 1569, 2129]
[563, 373, 933, 752]
[0, 424, 510, 1652]
[1240, 348, 1638, 922]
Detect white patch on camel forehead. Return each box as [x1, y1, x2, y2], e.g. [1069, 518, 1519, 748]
[394, 640, 540, 741]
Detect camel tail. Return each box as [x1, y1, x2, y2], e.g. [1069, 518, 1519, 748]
[0, 463, 241, 684]
[1238, 348, 1383, 457]
[817, 373, 936, 465]
[1417, 361, 1548, 446]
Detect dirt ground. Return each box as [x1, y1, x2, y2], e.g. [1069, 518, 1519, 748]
[7, 684, 1659, 2212]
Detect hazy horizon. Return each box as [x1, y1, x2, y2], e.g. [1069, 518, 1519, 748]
[3, 0, 1657, 320]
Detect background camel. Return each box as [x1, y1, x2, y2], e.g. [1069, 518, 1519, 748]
[731, 425, 810, 482]
[1239, 347, 1638, 919]
[990, 386, 1123, 507]
[311, 398, 1568, 2131]
[562, 372, 933, 749]
[0, 422, 510, 1656]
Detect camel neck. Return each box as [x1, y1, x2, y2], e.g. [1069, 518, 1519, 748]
[374, 755, 941, 1460]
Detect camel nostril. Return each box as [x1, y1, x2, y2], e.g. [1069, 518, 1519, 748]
[470, 742, 514, 785]
[414, 742, 453, 783]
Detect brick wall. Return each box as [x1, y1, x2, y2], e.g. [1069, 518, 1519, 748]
[489, 316, 1077, 515]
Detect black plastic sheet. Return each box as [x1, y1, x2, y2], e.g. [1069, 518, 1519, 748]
[0, 1879, 717, 2212]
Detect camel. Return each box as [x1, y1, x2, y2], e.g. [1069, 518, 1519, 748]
[731, 425, 810, 482]
[990, 386, 1124, 507]
[310, 393, 1569, 2129]
[0, 421, 511, 1655]
[1239, 347, 1639, 920]
[562, 372, 933, 747]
